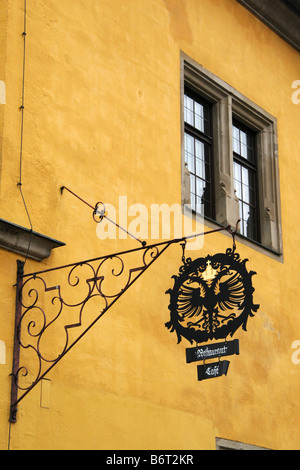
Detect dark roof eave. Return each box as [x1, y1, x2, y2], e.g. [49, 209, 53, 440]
[236, 0, 300, 52]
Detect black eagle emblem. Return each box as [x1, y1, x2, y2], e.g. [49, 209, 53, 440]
[165, 248, 259, 345]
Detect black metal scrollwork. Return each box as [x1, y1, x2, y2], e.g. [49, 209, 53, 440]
[10, 243, 168, 420]
[10, 221, 242, 421]
[165, 247, 259, 345]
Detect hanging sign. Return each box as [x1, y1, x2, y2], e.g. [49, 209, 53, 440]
[165, 247, 259, 345]
[197, 360, 230, 381]
[165, 245, 259, 381]
[186, 339, 239, 363]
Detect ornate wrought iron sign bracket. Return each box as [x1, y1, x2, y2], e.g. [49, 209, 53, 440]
[9, 241, 172, 422]
[9, 222, 240, 422]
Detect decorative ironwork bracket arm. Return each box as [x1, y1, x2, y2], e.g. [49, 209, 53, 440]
[9, 223, 237, 422]
[9, 242, 172, 422]
[60, 186, 147, 247]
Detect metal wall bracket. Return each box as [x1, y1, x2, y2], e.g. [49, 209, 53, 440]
[9, 242, 171, 422]
[9, 224, 237, 422]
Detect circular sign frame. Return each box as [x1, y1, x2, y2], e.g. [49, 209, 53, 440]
[165, 247, 259, 345]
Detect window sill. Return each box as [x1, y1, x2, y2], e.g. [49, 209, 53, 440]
[184, 208, 283, 262]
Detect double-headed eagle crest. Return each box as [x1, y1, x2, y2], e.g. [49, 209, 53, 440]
[166, 247, 259, 344]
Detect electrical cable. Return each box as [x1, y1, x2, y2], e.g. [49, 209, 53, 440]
[8, 0, 30, 451]
[17, 0, 33, 266]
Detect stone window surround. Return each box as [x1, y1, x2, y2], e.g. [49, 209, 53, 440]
[181, 53, 283, 260]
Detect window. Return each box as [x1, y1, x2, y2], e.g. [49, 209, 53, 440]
[184, 90, 214, 218]
[181, 54, 282, 257]
[232, 121, 259, 242]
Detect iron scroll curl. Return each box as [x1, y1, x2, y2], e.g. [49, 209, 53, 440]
[12, 244, 163, 397]
[165, 247, 259, 345]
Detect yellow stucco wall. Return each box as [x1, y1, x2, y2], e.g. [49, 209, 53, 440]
[1, 0, 300, 450]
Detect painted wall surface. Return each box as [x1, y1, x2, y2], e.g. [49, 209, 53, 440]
[0, 0, 300, 450]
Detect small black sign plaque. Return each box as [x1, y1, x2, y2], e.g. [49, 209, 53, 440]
[197, 360, 230, 381]
[186, 339, 239, 364]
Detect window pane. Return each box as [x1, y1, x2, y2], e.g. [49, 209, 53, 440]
[245, 133, 254, 162]
[196, 158, 204, 178]
[184, 95, 194, 126]
[240, 130, 248, 158]
[233, 126, 240, 154]
[233, 162, 242, 199]
[184, 92, 211, 137]
[191, 192, 196, 212]
[242, 184, 250, 204]
[241, 166, 249, 185]
[233, 161, 241, 182]
[234, 180, 242, 199]
[185, 134, 195, 173]
[196, 195, 202, 212]
[232, 122, 255, 163]
[195, 140, 204, 160]
[194, 102, 204, 132]
[241, 203, 257, 240]
[196, 177, 204, 197]
[203, 106, 211, 136]
[190, 174, 195, 193]
[241, 167, 249, 203]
